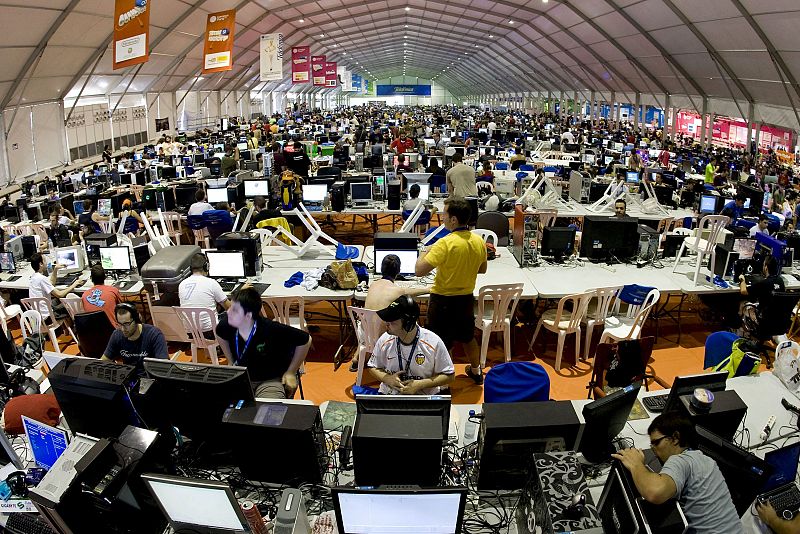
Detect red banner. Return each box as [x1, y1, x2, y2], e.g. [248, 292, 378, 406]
[311, 55, 326, 86]
[202, 10, 236, 74]
[291, 46, 310, 83]
[325, 62, 337, 87]
[113, 0, 150, 70]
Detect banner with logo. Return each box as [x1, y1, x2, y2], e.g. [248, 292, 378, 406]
[377, 84, 432, 96]
[202, 10, 236, 74]
[362, 77, 369, 94]
[325, 62, 337, 87]
[352, 74, 362, 94]
[312, 56, 326, 86]
[113, 0, 150, 70]
[338, 66, 354, 91]
[260, 33, 283, 81]
[291, 46, 310, 83]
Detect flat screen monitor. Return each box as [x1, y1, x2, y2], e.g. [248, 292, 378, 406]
[355, 394, 450, 441]
[100, 246, 132, 272]
[579, 383, 641, 463]
[161, 166, 177, 180]
[141, 474, 249, 533]
[54, 246, 84, 274]
[374, 249, 419, 277]
[660, 371, 728, 413]
[98, 198, 112, 216]
[0, 427, 22, 469]
[699, 195, 718, 214]
[22, 415, 68, 471]
[579, 216, 640, 261]
[206, 187, 228, 204]
[174, 185, 198, 208]
[582, 154, 596, 165]
[236, 142, 247, 151]
[541, 227, 576, 261]
[762, 442, 800, 493]
[733, 238, 757, 260]
[206, 250, 245, 279]
[243, 180, 269, 198]
[332, 487, 467, 534]
[625, 171, 639, 184]
[303, 184, 328, 203]
[350, 182, 373, 204]
[0, 252, 15, 273]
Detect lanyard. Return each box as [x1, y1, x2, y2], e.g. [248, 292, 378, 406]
[395, 328, 420, 374]
[234, 321, 257, 366]
[454, 226, 469, 232]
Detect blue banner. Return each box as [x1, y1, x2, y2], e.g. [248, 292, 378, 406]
[352, 73, 362, 94]
[376, 84, 432, 96]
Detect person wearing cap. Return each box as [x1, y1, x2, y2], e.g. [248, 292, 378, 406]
[368, 296, 454, 395]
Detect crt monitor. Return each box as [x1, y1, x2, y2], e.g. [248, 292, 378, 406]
[22, 415, 68, 471]
[141, 474, 250, 534]
[332, 487, 467, 534]
[738, 183, 764, 216]
[174, 185, 198, 207]
[243, 180, 269, 198]
[0, 252, 15, 272]
[54, 246, 85, 274]
[582, 153, 596, 165]
[541, 226, 576, 261]
[604, 156, 614, 165]
[374, 249, 419, 276]
[579, 216, 640, 261]
[660, 371, 728, 413]
[303, 184, 328, 203]
[205, 250, 245, 279]
[206, 187, 228, 204]
[625, 171, 639, 184]
[579, 382, 641, 463]
[99, 246, 132, 272]
[699, 194, 718, 214]
[208, 162, 222, 176]
[355, 395, 451, 441]
[350, 182, 373, 204]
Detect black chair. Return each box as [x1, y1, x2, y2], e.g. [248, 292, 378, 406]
[316, 166, 342, 180]
[476, 211, 510, 246]
[74, 310, 115, 359]
[756, 291, 800, 367]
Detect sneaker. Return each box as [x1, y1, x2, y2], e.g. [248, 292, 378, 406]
[465, 365, 483, 385]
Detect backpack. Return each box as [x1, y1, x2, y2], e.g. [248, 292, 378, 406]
[713, 338, 761, 378]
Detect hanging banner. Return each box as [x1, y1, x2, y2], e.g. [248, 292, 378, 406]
[113, 0, 150, 70]
[338, 66, 355, 91]
[362, 77, 369, 94]
[260, 33, 283, 82]
[202, 10, 236, 74]
[325, 62, 337, 87]
[292, 46, 311, 83]
[312, 56, 327, 86]
[352, 74, 362, 94]
[376, 84, 432, 96]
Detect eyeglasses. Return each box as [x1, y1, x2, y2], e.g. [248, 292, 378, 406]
[118, 320, 136, 329]
[650, 435, 669, 448]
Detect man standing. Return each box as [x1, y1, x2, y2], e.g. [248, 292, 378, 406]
[368, 296, 454, 395]
[390, 132, 415, 155]
[416, 199, 487, 384]
[102, 303, 168, 375]
[446, 153, 478, 199]
[612, 412, 743, 534]
[178, 253, 231, 333]
[285, 141, 311, 178]
[705, 157, 718, 185]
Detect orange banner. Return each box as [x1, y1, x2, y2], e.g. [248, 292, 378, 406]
[202, 10, 236, 74]
[113, 0, 150, 70]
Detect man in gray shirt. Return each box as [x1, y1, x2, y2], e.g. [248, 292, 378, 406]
[612, 412, 742, 534]
[445, 153, 478, 199]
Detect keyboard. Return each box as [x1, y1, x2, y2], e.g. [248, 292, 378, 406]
[306, 205, 323, 212]
[5, 513, 56, 534]
[55, 274, 79, 286]
[219, 281, 241, 293]
[112, 280, 137, 290]
[759, 483, 800, 520]
[642, 393, 669, 412]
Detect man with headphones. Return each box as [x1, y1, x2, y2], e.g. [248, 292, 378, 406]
[102, 303, 168, 375]
[178, 253, 231, 333]
[368, 296, 454, 395]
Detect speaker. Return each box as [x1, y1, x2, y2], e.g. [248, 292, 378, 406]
[330, 182, 346, 212]
[387, 180, 401, 210]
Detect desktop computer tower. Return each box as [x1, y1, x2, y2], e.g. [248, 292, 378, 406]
[330, 182, 346, 212]
[711, 244, 738, 279]
[221, 401, 326, 485]
[355, 153, 364, 172]
[638, 225, 660, 259]
[387, 180, 401, 210]
[677, 390, 747, 441]
[215, 232, 262, 276]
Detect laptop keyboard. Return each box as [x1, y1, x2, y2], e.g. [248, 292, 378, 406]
[761, 484, 800, 520]
[642, 393, 669, 412]
[55, 274, 79, 286]
[219, 281, 241, 293]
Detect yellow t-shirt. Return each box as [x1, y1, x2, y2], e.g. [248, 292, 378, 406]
[425, 230, 487, 296]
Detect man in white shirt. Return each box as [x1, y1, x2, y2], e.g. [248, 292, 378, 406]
[178, 253, 231, 332]
[28, 252, 86, 321]
[749, 213, 770, 237]
[188, 189, 214, 217]
[368, 296, 454, 395]
[560, 130, 575, 144]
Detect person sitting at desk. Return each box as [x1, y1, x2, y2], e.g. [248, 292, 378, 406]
[29, 251, 85, 322]
[390, 132, 415, 155]
[47, 210, 73, 247]
[368, 296, 454, 395]
[216, 288, 311, 399]
[721, 194, 746, 221]
[750, 213, 771, 237]
[102, 303, 168, 375]
[403, 184, 427, 212]
[178, 253, 231, 333]
[396, 155, 414, 174]
[188, 189, 214, 217]
[738, 254, 784, 341]
[614, 198, 628, 218]
[81, 265, 122, 327]
[425, 157, 446, 179]
[285, 141, 311, 178]
[249, 196, 282, 229]
[611, 412, 743, 534]
[77, 199, 109, 233]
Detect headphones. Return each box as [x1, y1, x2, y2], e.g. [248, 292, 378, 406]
[115, 302, 140, 324]
[398, 295, 420, 333]
[5, 471, 27, 497]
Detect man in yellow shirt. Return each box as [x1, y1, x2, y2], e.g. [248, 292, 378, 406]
[704, 157, 718, 185]
[416, 198, 488, 384]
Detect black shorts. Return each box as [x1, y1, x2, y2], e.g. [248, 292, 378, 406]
[427, 293, 475, 349]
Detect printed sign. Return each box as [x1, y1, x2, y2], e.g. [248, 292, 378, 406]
[202, 10, 236, 74]
[113, 0, 150, 69]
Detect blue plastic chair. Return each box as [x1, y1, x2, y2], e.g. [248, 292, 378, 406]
[519, 164, 535, 172]
[401, 209, 432, 228]
[202, 209, 233, 242]
[187, 215, 206, 231]
[494, 162, 508, 170]
[484, 362, 550, 403]
[543, 166, 558, 173]
[704, 331, 738, 369]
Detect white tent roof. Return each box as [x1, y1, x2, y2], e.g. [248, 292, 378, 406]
[2, 0, 800, 122]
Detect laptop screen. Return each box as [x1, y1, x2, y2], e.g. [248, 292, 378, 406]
[762, 442, 800, 492]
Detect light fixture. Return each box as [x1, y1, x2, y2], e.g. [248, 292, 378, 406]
[489, 34, 494, 38]
[404, 24, 408, 28]
[403, 35, 407, 39]
[509, 20, 514, 24]
[320, 33, 324, 37]
[299, 18, 304, 23]
[405, 6, 410, 11]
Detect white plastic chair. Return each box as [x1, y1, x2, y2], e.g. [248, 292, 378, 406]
[20, 297, 76, 353]
[347, 306, 387, 388]
[19, 309, 42, 343]
[581, 286, 622, 360]
[471, 229, 498, 247]
[172, 306, 221, 365]
[529, 290, 594, 370]
[161, 211, 183, 246]
[263, 296, 306, 332]
[59, 294, 85, 322]
[599, 288, 661, 344]
[474, 283, 523, 367]
[672, 215, 729, 285]
[0, 298, 22, 339]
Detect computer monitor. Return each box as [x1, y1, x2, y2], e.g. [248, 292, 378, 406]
[761, 442, 800, 493]
[604, 156, 614, 167]
[659, 370, 728, 413]
[699, 194, 718, 214]
[243, 180, 269, 198]
[428, 156, 443, 169]
[598, 462, 655, 533]
[733, 238, 757, 260]
[205, 250, 245, 279]
[174, 185, 198, 208]
[73, 200, 85, 215]
[415, 183, 430, 200]
[579, 382, 641, 463]
[625, 171, 639, 184]
[208, 162, 222, 176]
[582, 154, 596, 165]
[350, 182, 373, 204]
[0, 252, 15, 273]
[5, 236, 23, 260]
[161, 166, 177, 180]
[371, 144, 385, 157]
[332, 487, 467, 534]
[22, 415, 68, 471]
[206, 187, 228, 204]
[100, 246, 132, 272]
[355, 394, 450, 440]
[303, 184, 328, 203]
[579, 216, 640, 261]
[541, 227, 576, 262]
[141, 474, 250, 534]
[98, 198, 112, 216]
[374, 249, 419, 276]
[738, 183, 764, 216]
[54, 246, 85, 274]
